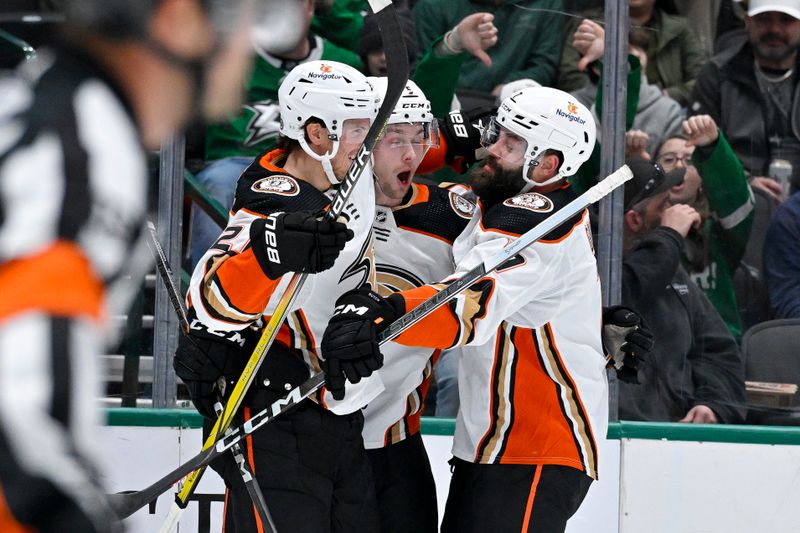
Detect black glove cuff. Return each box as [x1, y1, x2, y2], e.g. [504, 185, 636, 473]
[385, 293, 406, 320]
[250, 216, 283, 280]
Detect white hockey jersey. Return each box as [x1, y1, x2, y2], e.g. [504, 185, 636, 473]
[362, 182, 475, 448]
[393, 183, 607, 479]
[187, 149, 381, 412]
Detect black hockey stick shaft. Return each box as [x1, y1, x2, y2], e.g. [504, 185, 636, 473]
[145, 219, 189, 332]
[108, 166, 632, 518]
[215, 401, 278, 533]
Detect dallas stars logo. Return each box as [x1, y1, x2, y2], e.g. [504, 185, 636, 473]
[244, 101, 281, 147]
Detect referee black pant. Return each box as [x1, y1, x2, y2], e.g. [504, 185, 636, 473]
[441, 458, 593, 533]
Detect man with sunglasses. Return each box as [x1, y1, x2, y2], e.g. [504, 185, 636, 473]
[617, 158, 746, 425]
[322, 87, 609, 533]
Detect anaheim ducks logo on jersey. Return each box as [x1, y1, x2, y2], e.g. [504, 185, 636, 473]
[450, 191, 476, 219]
[251, 175, 300, 196]
[376, 264, 426, 295]
[504, 192, 553, 213]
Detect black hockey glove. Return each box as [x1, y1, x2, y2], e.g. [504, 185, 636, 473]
[441, 106, 495, 174]
[320, 287, 404, 400]
[602, 306, 654, 384]
[173, 333, 245, 419]
[251, 211, 354, 279]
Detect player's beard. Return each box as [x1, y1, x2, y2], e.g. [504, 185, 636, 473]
[469, 155, 526, 208]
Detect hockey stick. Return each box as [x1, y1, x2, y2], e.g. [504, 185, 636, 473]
[146, 220, 188, 333]
[156, 1, 409, 529]
[107, 165, 632, 519]
[145, 221, 278, 531]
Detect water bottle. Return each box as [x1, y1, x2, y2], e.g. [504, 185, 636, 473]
[769, 159, 793, 199]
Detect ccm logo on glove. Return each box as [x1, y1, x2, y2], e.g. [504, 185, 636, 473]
[333, 303, 370, 317]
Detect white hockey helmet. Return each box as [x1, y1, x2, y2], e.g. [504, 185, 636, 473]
[369, 77, 431, 125]
[278, 60, 379, 184]
[368, 77, 439, 145]
[486, 86, 596, 187]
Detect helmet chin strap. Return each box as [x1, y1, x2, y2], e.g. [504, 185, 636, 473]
[298, 136, 341, 186]
[522, 152, 564, 190]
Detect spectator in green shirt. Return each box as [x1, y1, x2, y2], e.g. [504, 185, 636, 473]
[413, 0, 565, 106]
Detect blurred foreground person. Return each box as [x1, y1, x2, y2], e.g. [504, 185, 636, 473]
[0, 0, 258, 530]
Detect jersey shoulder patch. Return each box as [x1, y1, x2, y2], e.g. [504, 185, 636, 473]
[232, 158, 330, 215]
[250, 174, 300, 196]
[449, 190, 477, 219]
[482, 186, 584, 241]
[393, 183, 473, 243]
[503, 192, 553, 213]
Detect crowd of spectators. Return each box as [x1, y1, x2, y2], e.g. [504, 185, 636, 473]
[5, 0, 800, 426]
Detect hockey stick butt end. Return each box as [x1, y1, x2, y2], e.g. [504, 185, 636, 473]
[587, 164, 633, 203]
[367, 0, 393, 12]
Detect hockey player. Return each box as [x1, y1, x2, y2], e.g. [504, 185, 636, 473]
[175, 60, 384, 532]
[0, 1, 258, 531]
[322, 87, 607, 533]
[362, 77, 471, 533]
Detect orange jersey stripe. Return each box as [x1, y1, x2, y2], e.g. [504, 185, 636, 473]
[213, 247, 282, 316]
[498, 328, 585, 468]
[258, 149, 288, 173]
[520, 466, 543, 532]
[473, 325, 593, 474]
[543, 323, 598, 476]
[0, 241, 103, 322]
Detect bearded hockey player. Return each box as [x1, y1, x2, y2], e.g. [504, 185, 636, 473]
[175, 60, 384, 532]
[322, 87, 608, 533]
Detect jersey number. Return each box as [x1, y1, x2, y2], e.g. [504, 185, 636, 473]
[210, 225, 244, 253]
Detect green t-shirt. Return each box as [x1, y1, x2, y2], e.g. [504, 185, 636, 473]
[204, 36, 362, 161]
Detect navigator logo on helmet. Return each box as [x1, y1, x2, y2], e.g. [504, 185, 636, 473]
[483, 86, 597, 188]
[278, 60, 379, 185]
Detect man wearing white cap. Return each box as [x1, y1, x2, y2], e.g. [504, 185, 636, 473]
[690, 0, 800, 202]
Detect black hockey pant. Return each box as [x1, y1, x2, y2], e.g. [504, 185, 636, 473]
[209, 400, 380, 533]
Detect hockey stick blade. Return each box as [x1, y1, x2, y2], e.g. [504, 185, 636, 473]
[110, 165, 631, 519]
[154, 2, 410, 529]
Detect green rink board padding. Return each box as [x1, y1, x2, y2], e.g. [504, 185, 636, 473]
[105, 408, 800, 445]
